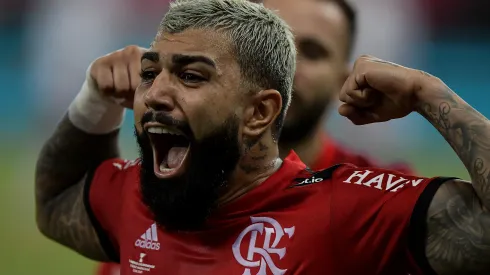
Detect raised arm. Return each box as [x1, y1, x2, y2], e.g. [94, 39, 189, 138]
[35, 46, 145, 260]
[35, 116, 120, 261]
[338, 55, 490, 274]
[416, 81, 490, 274]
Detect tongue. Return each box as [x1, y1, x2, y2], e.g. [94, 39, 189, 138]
[167, 147, 188, 169]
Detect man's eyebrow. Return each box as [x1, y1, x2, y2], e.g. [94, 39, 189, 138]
[141, 51, 159, 63]
[172, 54, 216, 69]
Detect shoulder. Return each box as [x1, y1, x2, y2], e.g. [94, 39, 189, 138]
[332, 164, 426, 193]
[86, 158, 141, 212]
[96, 158, 141, 173]
[88, 158, 141, 183]
[323, 139, 415, 174]
[291, 163, 423, 192]
[291, 164, 342, 188]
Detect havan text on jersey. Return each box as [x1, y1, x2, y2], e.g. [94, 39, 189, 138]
[343, 169, 424, 192]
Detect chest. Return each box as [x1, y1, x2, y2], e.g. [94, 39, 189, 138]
[118, 208, 332, 275]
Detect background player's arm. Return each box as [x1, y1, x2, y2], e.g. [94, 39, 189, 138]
[416, 85, 490, 274]
[35, 115, 119, 261]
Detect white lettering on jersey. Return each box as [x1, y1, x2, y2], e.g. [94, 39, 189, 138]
[299, 176, 324, 185]
[232, 216, 295, 275]
[343, 170, 373, 184]
[128, 252, 155, 274]
[134, 223, 161, 251]
[113, 159, 140, 170]
[123, 159, 141, 170]
[343, 170, 425, 192]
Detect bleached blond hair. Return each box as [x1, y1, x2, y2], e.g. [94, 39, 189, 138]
[160, 0, 296, 134]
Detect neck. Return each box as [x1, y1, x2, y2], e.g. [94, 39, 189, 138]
[218, 138, 281, 205]
[279, 125, 324, 168]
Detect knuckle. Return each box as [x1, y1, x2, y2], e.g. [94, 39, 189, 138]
[354, 55, 374, 68]
[359, 54, 374, 60]
[99, 51, 123, 67]
[123, 45, 141, 57]
[112, 51, 124, 63]
[125, 45, 140, 52]
[93, 54, 115, 70]
[353, 57, 366, 68]
[91, 58, 105, 71]
[89, 65, 98, 80]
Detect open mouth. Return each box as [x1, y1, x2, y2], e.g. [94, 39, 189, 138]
[145, 123, 191, 179]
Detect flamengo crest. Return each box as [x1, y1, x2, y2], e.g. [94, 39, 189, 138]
[232, 217, 295, 275]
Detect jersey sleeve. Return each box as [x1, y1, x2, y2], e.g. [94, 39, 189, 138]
[83, 158, 135, 263]
[328, 164, 455, 274]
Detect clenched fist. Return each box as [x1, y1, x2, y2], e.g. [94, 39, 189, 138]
[89, 45, 147, 109]
[338, 55, 438, 125]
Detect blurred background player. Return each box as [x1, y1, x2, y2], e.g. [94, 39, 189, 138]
[96, 0, 413, 274]
[266, 0, 413, 171]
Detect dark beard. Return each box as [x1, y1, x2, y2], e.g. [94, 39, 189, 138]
[135, 113, 241, 232]
[280, 93, 330, 144]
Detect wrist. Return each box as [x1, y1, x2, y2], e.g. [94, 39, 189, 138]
[413, 71, 448, 113]
[68, 68, 126, 134]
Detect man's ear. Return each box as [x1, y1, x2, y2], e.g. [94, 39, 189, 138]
[242, 89, 282, 137]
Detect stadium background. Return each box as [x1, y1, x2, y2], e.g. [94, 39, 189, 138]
[0, 0, 489, 274]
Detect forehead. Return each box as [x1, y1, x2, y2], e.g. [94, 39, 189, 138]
[151, 29, 236, 72]
[265, 0, 349, 55]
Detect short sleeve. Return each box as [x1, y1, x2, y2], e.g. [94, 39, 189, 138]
[329, 164, 455, 274]
[83, 158, 136, 263]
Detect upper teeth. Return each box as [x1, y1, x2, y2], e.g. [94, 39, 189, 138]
[147, 126, 183, 136]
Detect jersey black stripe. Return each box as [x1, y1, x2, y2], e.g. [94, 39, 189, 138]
[408, 176, 458, 275]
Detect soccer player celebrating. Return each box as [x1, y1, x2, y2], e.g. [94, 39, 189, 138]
[97, 1, 413, 273]
[35, 0, 490, 274]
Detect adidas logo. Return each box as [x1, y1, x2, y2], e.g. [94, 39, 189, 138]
[134, 223, 161, 251]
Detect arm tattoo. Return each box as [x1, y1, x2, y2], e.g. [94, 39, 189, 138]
[35, 114, 120, 261]
[416, 83, 490, 273]
[426, 180, 490, 274]
[417, 86, 490, 207]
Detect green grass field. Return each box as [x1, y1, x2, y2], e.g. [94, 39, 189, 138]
[0, 140, 469, 275]
[0, 146, 96, 275]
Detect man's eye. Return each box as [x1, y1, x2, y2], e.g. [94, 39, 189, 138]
[179, 72, 205, 83]
[298, 39, 329, 61]
[140, 71, 157, 82]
